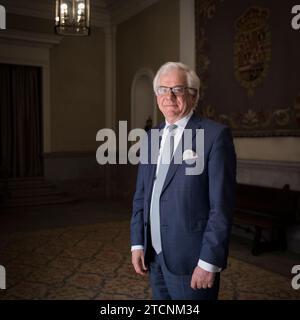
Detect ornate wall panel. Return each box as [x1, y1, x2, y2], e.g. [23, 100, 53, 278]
[195, 0, 300, 136]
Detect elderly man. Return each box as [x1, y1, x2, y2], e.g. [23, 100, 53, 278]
[131, 62, 236, 300]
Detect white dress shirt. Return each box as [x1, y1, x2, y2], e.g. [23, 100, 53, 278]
[132, 111, 221, 273]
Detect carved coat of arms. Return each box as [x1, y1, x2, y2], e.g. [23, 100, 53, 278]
[234, 7, 271, 96]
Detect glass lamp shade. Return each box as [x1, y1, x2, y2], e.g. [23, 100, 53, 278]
[55, 0, 90, 36]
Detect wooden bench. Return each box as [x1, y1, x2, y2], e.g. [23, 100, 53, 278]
[233, 183, 300, 255]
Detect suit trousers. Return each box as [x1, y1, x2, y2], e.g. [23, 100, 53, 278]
[148, 246, 220, 300]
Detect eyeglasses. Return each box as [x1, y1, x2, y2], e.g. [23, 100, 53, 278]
[155, 86, 197, 96]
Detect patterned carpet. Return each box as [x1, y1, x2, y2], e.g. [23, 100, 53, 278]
[0, 221, 299, 300]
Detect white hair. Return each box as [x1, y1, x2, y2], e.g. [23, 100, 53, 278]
[153, 62, 200, 107]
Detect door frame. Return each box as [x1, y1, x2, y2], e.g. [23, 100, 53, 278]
[130, 67, 157, 130]
[0, 30, 62, 153]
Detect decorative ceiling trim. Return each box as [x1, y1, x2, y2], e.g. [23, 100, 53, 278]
[0, 29, 62, 48]
[109, 0, 159, 25]
[90, 2, 111, 27]
[1, 0, 54, 20]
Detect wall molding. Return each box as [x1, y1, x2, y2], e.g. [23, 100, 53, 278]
[0, 29, 62, 48]
[238, 159, 300, 171]
[43, 151, 100, 181]
[237, 159, 300, 191]
[44, 153, 300, 190]
[43, 151, 95, 159]
[130, 67, 156, 129]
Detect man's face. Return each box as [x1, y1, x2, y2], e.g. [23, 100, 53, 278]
[156, 69, 196, 123]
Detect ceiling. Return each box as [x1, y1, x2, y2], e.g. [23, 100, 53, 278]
[1, 0, 159, 27]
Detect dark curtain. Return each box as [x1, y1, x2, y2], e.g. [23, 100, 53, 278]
[0, 64, 43, 178]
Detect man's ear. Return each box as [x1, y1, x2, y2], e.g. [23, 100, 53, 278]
[155, 96, 160, 106]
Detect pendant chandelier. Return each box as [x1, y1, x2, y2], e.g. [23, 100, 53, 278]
[55, 0, 90, 36]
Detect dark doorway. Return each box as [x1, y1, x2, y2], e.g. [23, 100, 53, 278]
[0, 63, 43, 178]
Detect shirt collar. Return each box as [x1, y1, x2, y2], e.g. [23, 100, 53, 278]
[165, 110, 193, 130]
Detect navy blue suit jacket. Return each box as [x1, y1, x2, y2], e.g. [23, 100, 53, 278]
[131, 113, 236, 276]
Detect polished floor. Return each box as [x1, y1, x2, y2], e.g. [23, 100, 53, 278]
[0, 200, 299, 300]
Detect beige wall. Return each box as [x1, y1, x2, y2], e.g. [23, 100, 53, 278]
[50, 29, 105, 152]
[234, 137, 300, 162]
[7, 13, 52, 33]
[7, 14, 106, 152]
[116, 0, 180, 127]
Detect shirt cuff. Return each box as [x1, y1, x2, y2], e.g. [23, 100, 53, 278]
[131, 245, 144, 252]
[198, 259, 222, 273]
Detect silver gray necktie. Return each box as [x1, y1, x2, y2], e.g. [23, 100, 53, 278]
[150, 124, 177, 254]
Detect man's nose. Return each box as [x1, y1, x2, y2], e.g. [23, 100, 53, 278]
[165, 89, 176, 98]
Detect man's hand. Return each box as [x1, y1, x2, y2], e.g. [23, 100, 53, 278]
[132, 249, 148, 276]
[191, 266, 215, 289]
